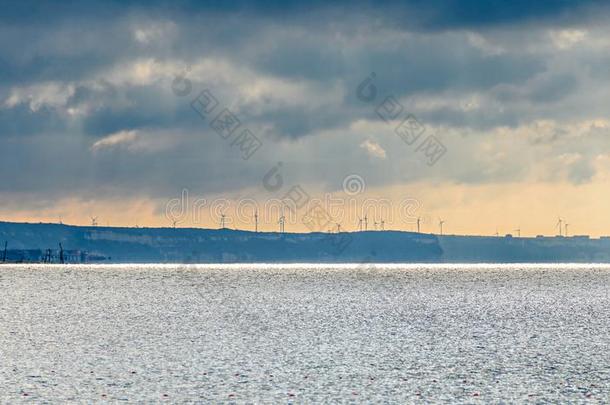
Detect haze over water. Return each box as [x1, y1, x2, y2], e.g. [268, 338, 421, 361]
[1, 264, 609, 402]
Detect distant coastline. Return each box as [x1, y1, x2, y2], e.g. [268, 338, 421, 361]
[1, 220, 609, 264]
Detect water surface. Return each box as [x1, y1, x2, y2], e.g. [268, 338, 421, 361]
[1, 264, 609, 402]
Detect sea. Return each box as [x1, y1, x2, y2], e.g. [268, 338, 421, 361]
[1, 264, 609, 403]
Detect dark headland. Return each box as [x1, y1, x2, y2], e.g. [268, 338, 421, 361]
[1, 220, 609, 264]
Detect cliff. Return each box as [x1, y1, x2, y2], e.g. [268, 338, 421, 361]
[1, 221, 609, 263]
[0, 221, 442, 263]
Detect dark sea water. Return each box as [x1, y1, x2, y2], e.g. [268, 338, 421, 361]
[1, 264, 609, 403]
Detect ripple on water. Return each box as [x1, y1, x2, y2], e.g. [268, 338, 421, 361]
[0, 264, 609, 402]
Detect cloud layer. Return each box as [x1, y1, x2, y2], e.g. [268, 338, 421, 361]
[2, 1, 610, 232]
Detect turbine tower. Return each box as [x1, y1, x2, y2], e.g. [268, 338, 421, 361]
[278, 210, 285, 233]
[358, 218, 363, 232]
[417, 217, 421, 233]
[438, 218, 445, 236]
[364, 215, 368, 231]
[565, 223, 569, 237]
[556, 217, 563, 236]
[336, 223, 341, 233]
[254, 210, 259, 233]
[380, 219, 385, 231]
[220, 213, 226, 229]
[58, 243, 64, 264]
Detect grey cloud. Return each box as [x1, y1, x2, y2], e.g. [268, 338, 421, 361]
[1, 0, 610, 207]
[567, 159, 595, 184]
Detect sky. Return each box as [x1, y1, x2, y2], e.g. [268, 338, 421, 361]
[2, 0, 610, 236]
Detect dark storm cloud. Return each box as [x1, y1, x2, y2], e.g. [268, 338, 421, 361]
[349, 43, 544, 98]
[382, 0, 608, 30]
[1, 0, 610, 205]
[4, 0, 605, 28]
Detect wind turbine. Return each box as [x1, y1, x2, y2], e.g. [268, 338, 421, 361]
[254, 210, 259, 233]
[417, 217, 421, 233]
[514, 227, 521, 237]
[358, 218, 363, 232]
[373, 221, 378, 231]
[438, 218, 445, 236]
[336, 223, 341, 233]
[90, 216, 98, 227]
[278, 211, 285, 233]
[556, 217, 563, 236]
[364, 215, 368, 231]
[380, 219, 385, 231]
[565, 223, 569, 237]
[220, 213, 226, 229]
[172, 219, 177, 228]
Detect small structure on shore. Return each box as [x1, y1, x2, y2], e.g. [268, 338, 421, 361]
[1, 247, 108, 264]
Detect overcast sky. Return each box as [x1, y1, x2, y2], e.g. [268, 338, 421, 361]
[2, 0, 610, 235]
